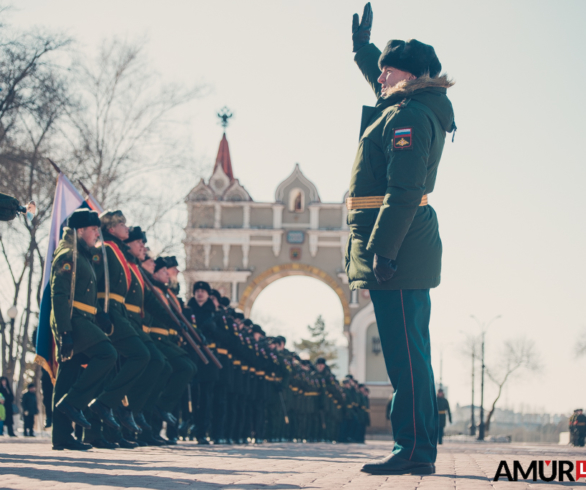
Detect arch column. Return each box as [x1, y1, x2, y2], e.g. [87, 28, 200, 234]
[348, 301, 375, 382]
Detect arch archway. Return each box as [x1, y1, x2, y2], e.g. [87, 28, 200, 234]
[238, 263, 352, 326]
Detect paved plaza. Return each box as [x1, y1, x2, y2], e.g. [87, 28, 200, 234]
[1, 438, 585, 489]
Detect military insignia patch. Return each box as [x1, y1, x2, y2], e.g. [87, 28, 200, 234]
[92, 255, 100, 263]
[393, 127, 413, 150]
[62, 263, 72, 272]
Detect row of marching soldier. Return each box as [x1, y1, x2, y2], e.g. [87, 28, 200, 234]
[48, 207, 370, 450]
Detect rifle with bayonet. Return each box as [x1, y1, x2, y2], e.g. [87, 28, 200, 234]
[141, 271, 209, 365]
[166, 291, 222, 369]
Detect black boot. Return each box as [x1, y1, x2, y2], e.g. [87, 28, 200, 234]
[133, 412, 152, 432]
[361, 455, 435, 475]
[56, 400, 91, 429]
[115, 406, 141, 433]
[89, 400, 121, 430]
[53, 438, 93, 451]
[154, 406, 177, 426]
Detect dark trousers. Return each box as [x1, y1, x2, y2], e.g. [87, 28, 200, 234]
[194, 381, 214, 439]
[127, 341, 170, 413]
[370, 289, 438, 464]
[98, 335, 150, 409]
[23, 415, 35, 435]
[157, 355, 196, 413]
[52, 340, 117, 445]
[212, 382, 228, 440]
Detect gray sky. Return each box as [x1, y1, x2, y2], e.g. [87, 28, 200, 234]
[11, 0, 586, 414]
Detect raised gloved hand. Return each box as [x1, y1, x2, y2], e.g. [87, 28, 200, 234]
[373, 253, 397, 285]
[352, 2, 373, 53]
[96, 311, 113, 335]
[60, 332, 74, 362]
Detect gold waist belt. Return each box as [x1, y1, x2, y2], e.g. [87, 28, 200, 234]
[233, 360, 241, 365]
[216, 348, 228, 355]
[438, 410, 447, 414]
[125, 303, 141, 314]
[73, 301, 97, 315]
[97, 292, 125, 304]
[208, 343, 216, 348]
[143, 326, 178, 336]
[241, 366, 249, 371]
[346, 194, 428, 210]
[304, 392, 319, 396]
[249, 367, 256, 373]
[256, 371, 265, 376]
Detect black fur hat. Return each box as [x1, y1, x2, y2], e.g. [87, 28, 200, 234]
[378, 39, 441, 78]
[154, 257, 168, 273]
[192, 281, 211, 295]
[164, 256, 178, 268]
[67, 209, 100, 229]
[125, 226, 146, 243]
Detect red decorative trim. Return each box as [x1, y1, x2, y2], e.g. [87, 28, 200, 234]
[401, 290, 417, 461]
[167, 289, 181, 310]
[105, 242, 131, 291]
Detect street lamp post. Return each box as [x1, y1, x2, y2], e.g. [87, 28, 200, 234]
[470, 314, 501, 441]
[470, 348, 475, 436]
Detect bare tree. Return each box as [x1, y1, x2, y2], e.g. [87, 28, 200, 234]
[484, 336, 542, 433]
[65, 37, 208, 205]
[0, 14, 73, 395]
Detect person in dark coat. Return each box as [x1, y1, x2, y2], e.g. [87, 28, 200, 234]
[348, 3, 455, 476]
[187, 281, 218, 444]
[436, 389, 451, 444]
[21, 383, 39, 436]
[0, 376, 16, 436]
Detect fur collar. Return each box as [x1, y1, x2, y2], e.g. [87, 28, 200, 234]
[384, 73, 454, 98]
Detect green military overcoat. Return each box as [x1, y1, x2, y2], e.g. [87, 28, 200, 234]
[50, 228, 111, 355]
[345, 43, 456, 290]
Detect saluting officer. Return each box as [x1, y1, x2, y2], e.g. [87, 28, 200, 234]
[346, 3, 456, 476]
[51, 209, 117, 451]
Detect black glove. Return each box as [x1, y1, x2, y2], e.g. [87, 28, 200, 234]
[96, 311, 113, 335]
[373, 253, 397, 285]
[352, 3, 373, 53]
[60, 332, 74, 362]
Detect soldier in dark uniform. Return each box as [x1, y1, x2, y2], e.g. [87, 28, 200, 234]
[51, 209, 118, 451]
[141, 256, 197, 444]
[574, 408, 586, 447]
[347, 3, 455, 476]
[122, 228, 174, 445]
[436, 389, 451, 444]
[187, 281, 218, 444]
[85, 210, 148, 448]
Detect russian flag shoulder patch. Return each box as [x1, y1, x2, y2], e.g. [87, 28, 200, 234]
[392, 127, 413, 150]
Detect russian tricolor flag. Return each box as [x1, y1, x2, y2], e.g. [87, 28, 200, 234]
[34, 174, 85, 382]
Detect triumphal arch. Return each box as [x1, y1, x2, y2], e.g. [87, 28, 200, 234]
[183, 126, 392, 426]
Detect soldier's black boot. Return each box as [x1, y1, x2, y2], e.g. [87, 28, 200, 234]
[89, 400, 121, 430]
[133, 412, 152, 432]
[115, 406, 142, 433]
[361, 455, 435, 475]
[53, 437, 93, 451]
[55, 400, 92, 429]
[154, 406, 177, 426]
